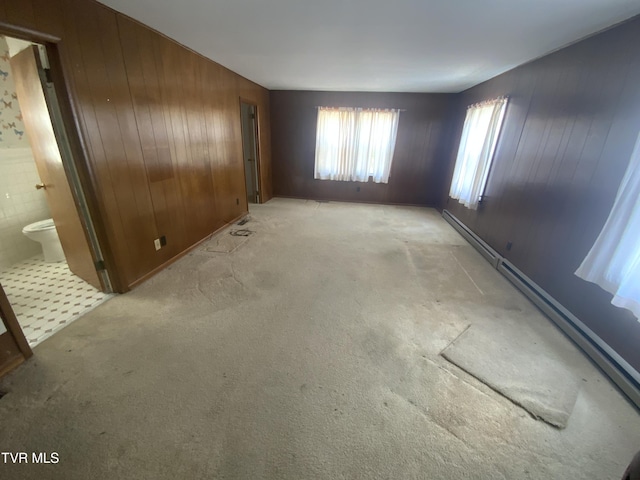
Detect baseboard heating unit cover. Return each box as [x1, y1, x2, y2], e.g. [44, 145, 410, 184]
[442, 210, 640, 410]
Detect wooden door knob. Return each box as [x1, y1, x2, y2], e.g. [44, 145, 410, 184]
[35, 183, 46, 190]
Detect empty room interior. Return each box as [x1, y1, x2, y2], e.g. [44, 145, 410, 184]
[0, 0, 640, 478]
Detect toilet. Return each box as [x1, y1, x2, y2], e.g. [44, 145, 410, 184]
[22, 219, 66, 263]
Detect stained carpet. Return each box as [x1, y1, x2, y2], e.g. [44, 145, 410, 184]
[0, 199, 638, 479]
[441, 320, 582, 428]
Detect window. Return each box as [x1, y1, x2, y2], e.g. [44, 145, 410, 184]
[314, 107, 400, 183]
[575, 130, 640, 320]
[449, 97, 508, 209]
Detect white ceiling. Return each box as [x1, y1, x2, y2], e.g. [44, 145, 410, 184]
[97, 0, 640, 93]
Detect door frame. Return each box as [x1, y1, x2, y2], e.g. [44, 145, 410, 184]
[0, 22, 121, 292]
[239, 98, 262, 204]
[0, 283, 32, 378]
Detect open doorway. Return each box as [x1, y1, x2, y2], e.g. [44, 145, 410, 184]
[0, 34, 111, 351]
[240, 101, 261, 204]
[0, 282, 32, 377]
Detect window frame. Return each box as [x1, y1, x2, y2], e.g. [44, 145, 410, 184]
[448, 97, 508, 209]
[313, 106, 401, 184]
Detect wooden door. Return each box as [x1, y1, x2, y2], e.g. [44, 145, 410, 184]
[248, 105, 260, 203]
[0, 283, 32, 378]
[10, 47, 101, 289]
[241, 102, 259, 203]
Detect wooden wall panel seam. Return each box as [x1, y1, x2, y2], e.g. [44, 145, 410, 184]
[114, 15, 161, 239]
[72, 2, 138, 284]
[0, 0, 272, 291]
[443, 15, 640, 371]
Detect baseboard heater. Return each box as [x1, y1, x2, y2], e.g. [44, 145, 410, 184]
[442, 210, 640, 409]
[442, 209, 500, 268]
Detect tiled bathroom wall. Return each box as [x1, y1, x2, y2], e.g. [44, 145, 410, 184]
[0, 148, 51, 269]
[0, 36, 30, 148]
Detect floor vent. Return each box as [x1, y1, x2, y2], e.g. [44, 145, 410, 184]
[442, 209, 640, 410]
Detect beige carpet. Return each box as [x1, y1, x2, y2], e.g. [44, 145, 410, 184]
[0, 198, 639, 479]
[441, 321, 582, 428]
[203, 226, 253, 253]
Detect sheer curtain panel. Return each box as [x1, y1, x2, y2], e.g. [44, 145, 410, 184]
[449, 98, 508, 209]
[575, 130, 640, 320]
[314, 107, 400, 183]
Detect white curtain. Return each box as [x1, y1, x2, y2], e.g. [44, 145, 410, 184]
[314, 107, 400, 183]
[449, 98, 508, 209]
[575, 130, 640, 320]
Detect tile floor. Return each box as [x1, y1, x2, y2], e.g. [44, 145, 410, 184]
[0, 255, 111, 347]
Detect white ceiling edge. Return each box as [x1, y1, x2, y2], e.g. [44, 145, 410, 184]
[96, 0, 640, 93]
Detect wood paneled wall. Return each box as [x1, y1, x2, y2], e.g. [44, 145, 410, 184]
[270, 91, 457, 205]
[442, 16, 640, 371]
[2, 0, 639, 374]
[0, 0, 272, 291]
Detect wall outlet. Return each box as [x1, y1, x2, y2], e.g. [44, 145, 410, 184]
[160, 235, 167, 246]
[154, 238, 161, 251]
